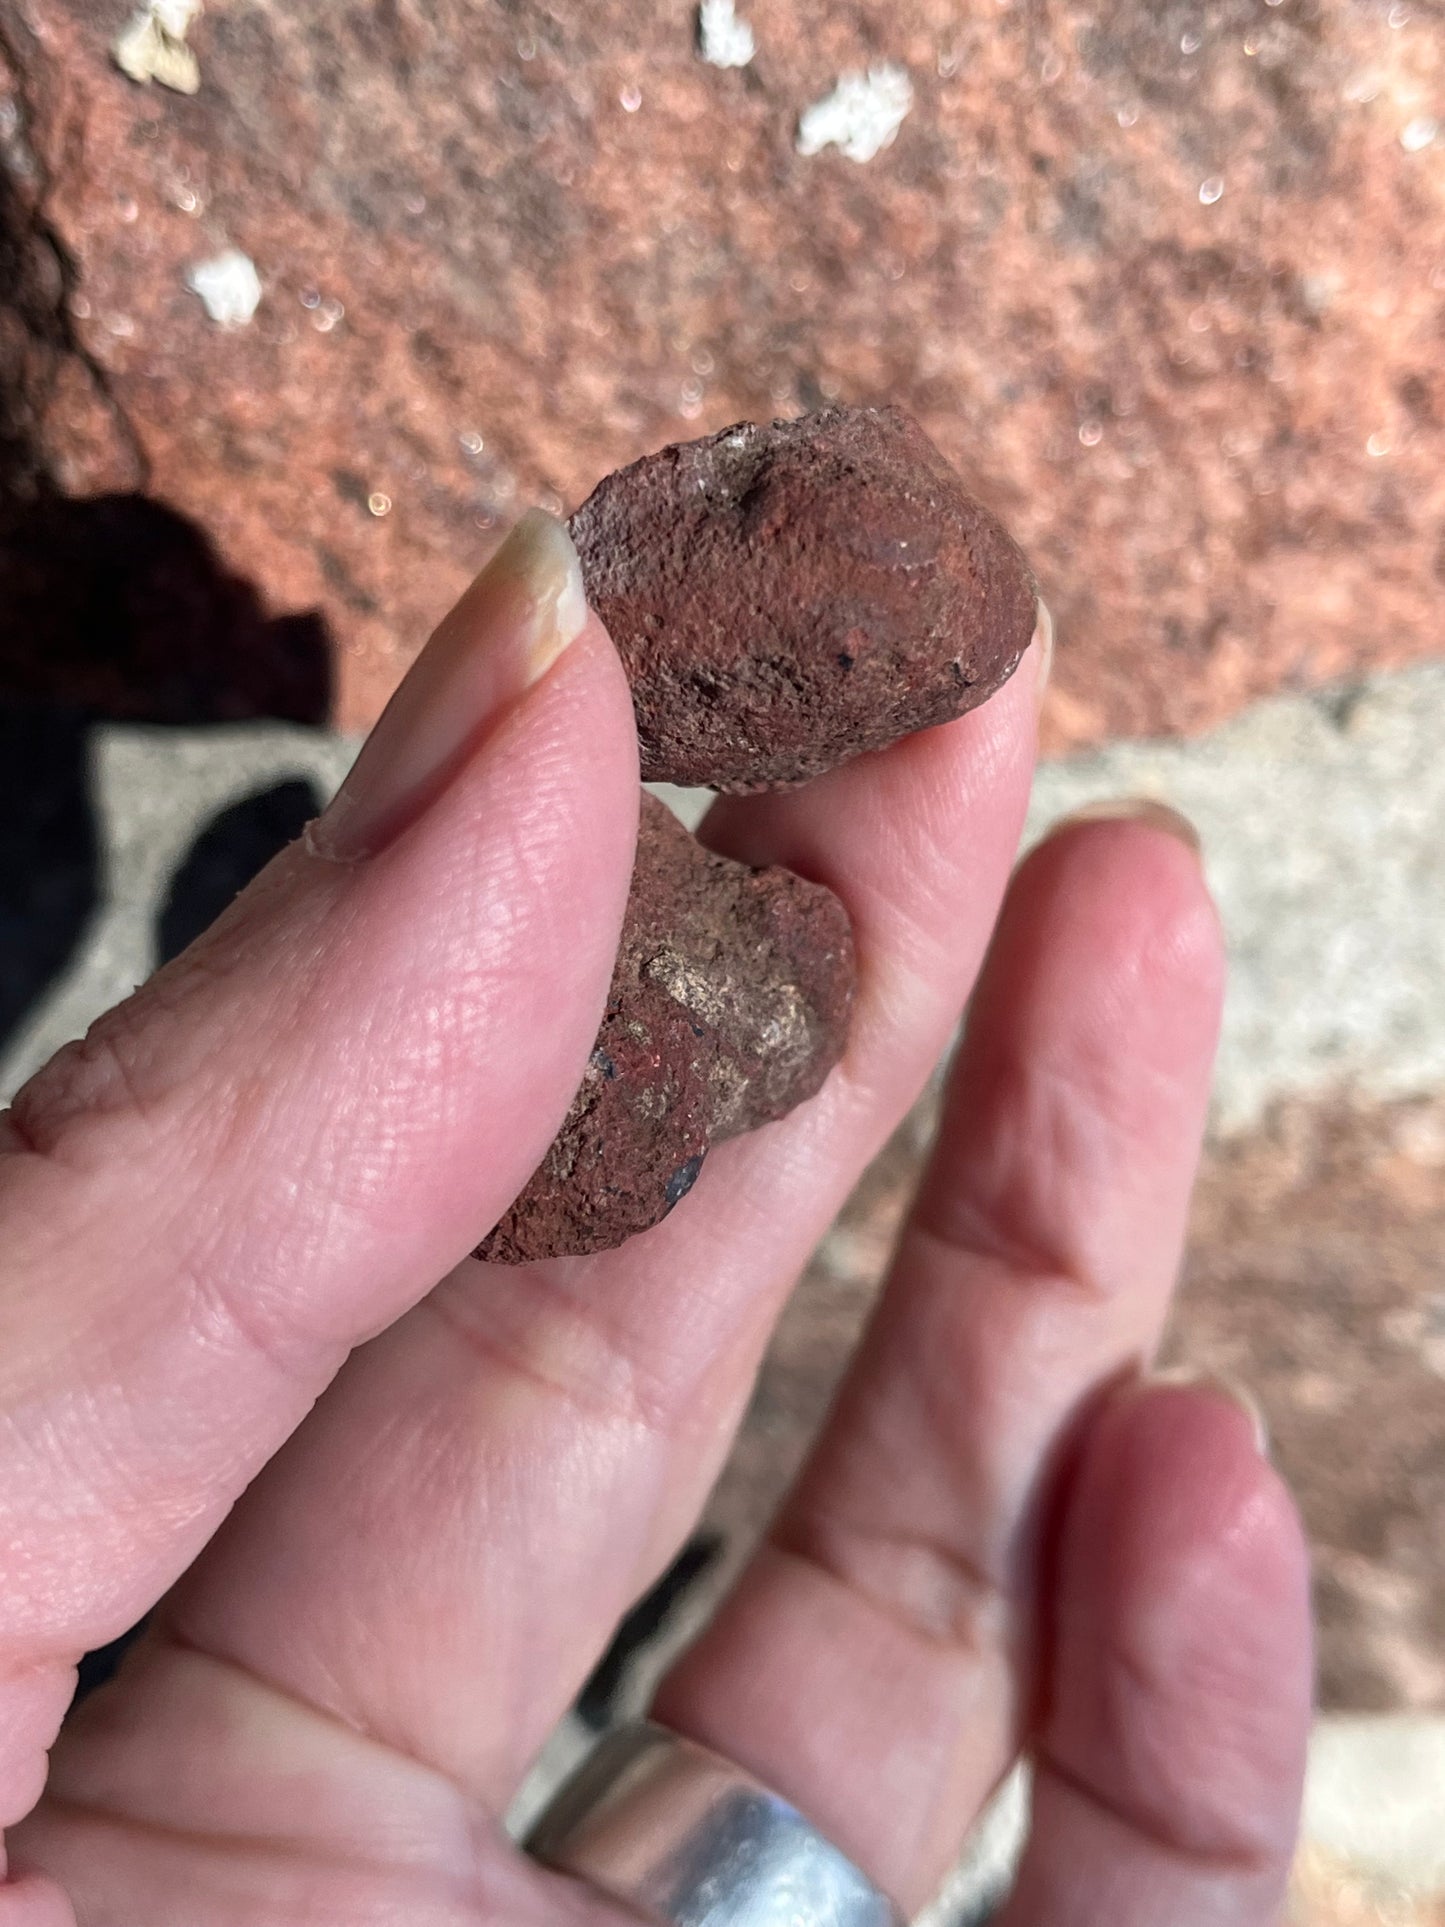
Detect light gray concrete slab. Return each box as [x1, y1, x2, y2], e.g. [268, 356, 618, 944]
[6, 662, 1443, 1129]
[2, 724, 355, 1101]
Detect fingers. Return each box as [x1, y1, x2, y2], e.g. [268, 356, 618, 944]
[999, 1378, 1312, 1927]
[110, 642, 1044, 1825]
[0, 517, 640, 1811]
[655, 809, 1226, 1909]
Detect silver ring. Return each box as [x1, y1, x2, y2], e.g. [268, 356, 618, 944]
[526, 1720, 905, 1926]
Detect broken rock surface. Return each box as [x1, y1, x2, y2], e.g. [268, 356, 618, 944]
[476, 795, 855, 1263]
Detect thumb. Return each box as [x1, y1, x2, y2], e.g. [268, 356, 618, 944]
[0, 512, 638, 1728]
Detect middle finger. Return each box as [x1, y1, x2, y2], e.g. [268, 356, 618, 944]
[657, 806, 1225, 1910]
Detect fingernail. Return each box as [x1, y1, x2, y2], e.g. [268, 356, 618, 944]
[1142, 1365, 1270, 1457]
[1054, 796, 1201, 856]
[1030, 595, 1054, 712]
[310, 510, 588, 861]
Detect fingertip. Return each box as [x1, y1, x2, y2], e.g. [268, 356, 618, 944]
[1051, 797, 1200, 856]
[1045, 1369, 1314, 1868]
[1027, 801, 1221, 971]
[1002, 799, 1227, 1072]
[1089, 1373, 1311, 1620]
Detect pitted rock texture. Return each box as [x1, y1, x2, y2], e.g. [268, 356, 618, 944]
[569, 407, 1038, 791]
[3, 0, 1441, 745]
[477, 794, 855, 1263]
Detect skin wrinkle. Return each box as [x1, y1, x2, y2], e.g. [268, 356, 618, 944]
[909, 1198, 1106, 1312]
[56, 1634, 498, 1862]
[771, 1501, 1010, 1654]
[421, 1285, 679, 1448]
[1031, 1747, 1280, 1881]
[19, 1799, 508, 1927]
[919, 1030, 1215, 1293]
[9, 1025, 170, 1167]
[474, 1258, 723, 1433]
[1076, 1488, 1296, 1833]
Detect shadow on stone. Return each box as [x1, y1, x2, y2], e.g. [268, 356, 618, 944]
[0, 708, 96, 1050]
[157, 777, 323, 964]
[0, 494, 333, 1054]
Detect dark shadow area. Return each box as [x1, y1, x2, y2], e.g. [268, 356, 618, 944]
[0, 707, 95, 1046]
[577, 1533, 724, 1730]
[157, 777, 324, 964]
[72, 1630, 149, 1706]
[0, 497, 333, 1053]
[0, 493, 331, 729]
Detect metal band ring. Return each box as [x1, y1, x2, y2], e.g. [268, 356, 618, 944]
[527, 1720, 905, 1926]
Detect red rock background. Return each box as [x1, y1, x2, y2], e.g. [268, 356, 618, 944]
[2, 0, 1442, 741]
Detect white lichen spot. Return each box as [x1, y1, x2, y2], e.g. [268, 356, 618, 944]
[1198, 174, 1225, 204]
[185, 248, 262, 327]
[112, 0, 202, 95]
[697, 0, 755, 70]
[797, 65, 913, 164]
[1401, 116, 1438, 153]
[1299, 271, 1341, 315]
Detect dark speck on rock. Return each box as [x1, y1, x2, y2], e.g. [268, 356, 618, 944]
[664, 1155, 706, 1210]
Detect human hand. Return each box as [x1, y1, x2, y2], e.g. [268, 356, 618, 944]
[1, 516, 1311, 1924]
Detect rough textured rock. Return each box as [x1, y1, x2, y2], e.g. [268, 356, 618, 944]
[2, 0, 1442, 745]
[477, 794, 855, 1263]
[569, 406, 1038, 790]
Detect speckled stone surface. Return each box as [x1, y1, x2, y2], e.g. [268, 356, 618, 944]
[2, 0, 1441, 740]
[570, 406, 1037, 790]
[477, 793, 855, 1262]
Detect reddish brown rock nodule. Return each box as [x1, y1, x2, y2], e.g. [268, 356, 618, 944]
[569, 406, 1039, 792]
[477, 794, 854, 1264]
[481, 407, 1034, 1262]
